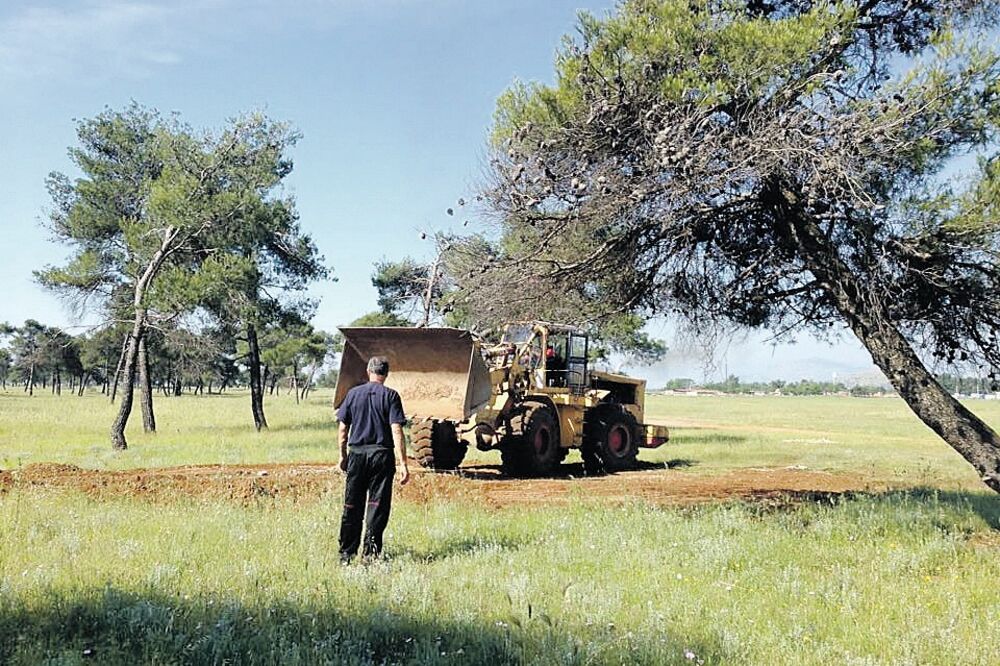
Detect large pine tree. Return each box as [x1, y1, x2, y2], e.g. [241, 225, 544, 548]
[39, 104, 327, 448]
[477, 1, 1000, 490]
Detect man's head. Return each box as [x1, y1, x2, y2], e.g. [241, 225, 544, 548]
[367, 356, 390, 382]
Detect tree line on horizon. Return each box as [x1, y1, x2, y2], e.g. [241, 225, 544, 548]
[657, 376, 997, 398]
[0, 318, 339, 402]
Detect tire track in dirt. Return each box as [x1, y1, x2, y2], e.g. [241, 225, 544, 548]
[0, 461, 878, 508]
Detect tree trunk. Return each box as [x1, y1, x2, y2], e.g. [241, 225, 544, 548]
[302, 363, 317, 401]
[847, 308, 1000, 490]
[111, 318, 143, 450]
[247, 322, 268, 431]
[421, 254, 441, 327]
[138, 334, 156, 433]
[27, 362, 34, 396]
[782, 194, 1000, 491]
[292, 361, 299, 404]
[263, 365, 273, 395]
[111, 225, 177, 450]
[110, 335, 128, 404]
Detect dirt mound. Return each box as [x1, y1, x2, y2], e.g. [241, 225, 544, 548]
[0, 461, 876, 508]
[0, 462, 340, 503]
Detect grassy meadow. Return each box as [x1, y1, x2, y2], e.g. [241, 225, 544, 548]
[2, 388, 1000, 664]
[0, 389, 338, 470]
[3, 388, 997, 487]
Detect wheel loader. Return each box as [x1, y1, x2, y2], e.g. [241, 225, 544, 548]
[333, 322, 670, 476]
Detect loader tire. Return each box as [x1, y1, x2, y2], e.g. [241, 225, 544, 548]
[500, 404, 562, 477]
[584, 405, 639, 472]
[412, 419, 466, 471]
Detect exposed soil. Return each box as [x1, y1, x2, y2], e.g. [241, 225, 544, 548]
[0, 460, 878, 508]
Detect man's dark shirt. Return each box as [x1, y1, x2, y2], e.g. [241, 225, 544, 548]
[337, 382, 406, 448]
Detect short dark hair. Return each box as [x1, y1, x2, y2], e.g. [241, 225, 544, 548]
[367, 356, 390, 376]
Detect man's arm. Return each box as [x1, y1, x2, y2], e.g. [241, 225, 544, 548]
[338, 421, 350, 472]
[391, 423, 409, 485]
[336, 392, 352, 472]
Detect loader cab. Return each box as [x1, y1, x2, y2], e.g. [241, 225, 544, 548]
[502, 324, 543, 380]
[500, 322, 590, 393]
[545, 328, 588, 394]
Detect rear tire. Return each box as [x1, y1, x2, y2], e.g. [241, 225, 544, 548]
[500, 404, 563, 477]
[412, 419, 466, 470]
[584, 405, 639, 472]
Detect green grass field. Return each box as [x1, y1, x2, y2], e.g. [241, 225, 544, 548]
[2, 389, 1000, 664]
[2, 389, 995, 487]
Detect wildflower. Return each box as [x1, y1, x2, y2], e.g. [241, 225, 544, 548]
[684, 649, 696, 660]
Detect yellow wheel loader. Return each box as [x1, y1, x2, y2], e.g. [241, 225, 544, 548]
[334, 322, 670, 476]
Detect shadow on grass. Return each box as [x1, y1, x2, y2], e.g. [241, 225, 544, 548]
[453, 458, 698, 481]
[212, 421, 336, 437]
[0, 586, 725, 665]
[391, 533, 530, 562]
[737, 486, 1000, 528]
[892, 487, 1000, 529]
[671, 432, 747, 446]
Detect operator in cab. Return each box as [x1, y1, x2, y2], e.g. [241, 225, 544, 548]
[546, 344, 567, 387]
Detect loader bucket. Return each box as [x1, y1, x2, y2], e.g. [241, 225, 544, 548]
[334, 327, 493, 421]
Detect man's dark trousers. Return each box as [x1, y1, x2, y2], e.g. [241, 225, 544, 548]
[339, 444, 395, 561]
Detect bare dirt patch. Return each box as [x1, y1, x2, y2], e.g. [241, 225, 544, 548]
[0, 460, 878, 508]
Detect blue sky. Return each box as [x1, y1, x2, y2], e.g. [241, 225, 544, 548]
[0, 0, 879, 384]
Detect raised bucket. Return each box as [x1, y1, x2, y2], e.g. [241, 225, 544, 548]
[334, 327, 493, 421]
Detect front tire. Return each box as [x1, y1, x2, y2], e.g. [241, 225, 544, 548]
[500, 403, 563, 477]
[412, 419, 466, 470]
[584, 405, 639, 472]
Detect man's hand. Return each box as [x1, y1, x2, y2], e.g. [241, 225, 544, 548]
[391, 422, 409, 485]
[337, 422, 349, 474]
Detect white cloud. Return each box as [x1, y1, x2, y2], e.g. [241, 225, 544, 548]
[0, 1, 189, 81]
[0, 0, 440, 84]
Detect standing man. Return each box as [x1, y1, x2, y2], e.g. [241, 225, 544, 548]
[337, 355, 410, 563]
